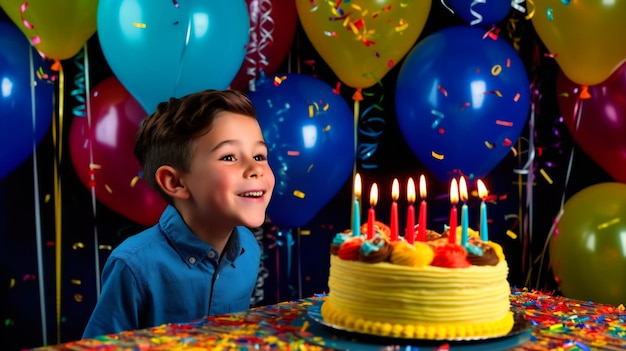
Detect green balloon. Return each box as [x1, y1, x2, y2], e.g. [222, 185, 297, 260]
[550, 182, 626, 306]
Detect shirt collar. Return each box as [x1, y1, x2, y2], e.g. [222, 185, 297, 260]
[159, 205, 245, 267]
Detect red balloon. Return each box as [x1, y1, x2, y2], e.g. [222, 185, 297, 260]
[229, 0, 297, 92]
[69, 77, 167, 225]
[557, 62, 626, 183]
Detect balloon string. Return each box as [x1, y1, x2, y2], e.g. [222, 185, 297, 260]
[296, 228, 302, 299]
[52, 62, 65, 343]
[29, 46, 48, 347]
[534, 97, 583, 289]
[80, 44, 102, 297]
[350, 96, 360, 229]
[173, 11, 192, 98]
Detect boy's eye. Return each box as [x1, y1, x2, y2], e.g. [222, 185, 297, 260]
[254, 154, 267, 161]
[221, 155, 235, 161]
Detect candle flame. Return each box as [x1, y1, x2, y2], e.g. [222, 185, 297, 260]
[370, 183, 378, 206]
[354, 173, 362, 197]
[459, 176, 468, 202]
[391, 178, 399, 201]
[419, 174, 427, 199]
[450, 178, 459, 205]
[477, 179, 488, 199]
[407, 177, 416, 203]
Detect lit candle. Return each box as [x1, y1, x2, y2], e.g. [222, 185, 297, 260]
[405, 177, 416, 244]
[460, 176, 469, 246]
[417, 174, 427, 242]
[367, 183, 378, 240]
[449, 178, 459, 244]
[390, 179, 399, 241]
[352, 174, 362, 237]
[477, 179, 489, 242]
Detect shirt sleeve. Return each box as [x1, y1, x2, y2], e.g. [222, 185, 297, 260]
[82, 256, 144, 338]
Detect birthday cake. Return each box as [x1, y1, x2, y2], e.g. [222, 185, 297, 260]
[321, 223, 514, 340]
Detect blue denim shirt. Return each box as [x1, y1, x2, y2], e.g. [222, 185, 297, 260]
[82, 205, 261, 338]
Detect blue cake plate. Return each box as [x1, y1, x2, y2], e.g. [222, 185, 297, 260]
[297, 303, 532, 351]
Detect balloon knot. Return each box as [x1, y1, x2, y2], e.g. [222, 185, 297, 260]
[352, 88, 363, 101]
[579, 85, 591, 99]
[51, 59, 62, 71]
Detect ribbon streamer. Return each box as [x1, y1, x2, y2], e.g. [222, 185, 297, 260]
[70, 51, 86, 117]
[356, 92, 385, 169]
[469, 0, 486, 26]
[243, 0, 275, 91]
[52, 61, 64, 344]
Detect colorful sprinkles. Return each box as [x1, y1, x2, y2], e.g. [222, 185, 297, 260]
[26, 290, 625, 350]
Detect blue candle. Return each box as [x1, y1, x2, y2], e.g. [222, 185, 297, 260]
[352, 173, 362, 236]
[477, 179, 488, 242]
[461, 202, 469, 246]
[352, 198, 361, 237]
[480, 201, 488, 241]
[459, 176, 469, 246]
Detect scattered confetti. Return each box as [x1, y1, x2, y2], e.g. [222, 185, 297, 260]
[293, 190, 305, 199]
[539, 168, 553, 184]
[431, 151, 444, 160]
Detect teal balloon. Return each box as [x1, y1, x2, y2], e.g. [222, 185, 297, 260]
[0, 21, 54, 179]
[395, 26, 530, 183]
[550, 182, 626, 306]
[97, 0, 250, 114]
[249, 74, 355, 228]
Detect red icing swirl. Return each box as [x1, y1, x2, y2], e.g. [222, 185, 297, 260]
[337, 237, 364, 261]
[430, 243, 471, 268]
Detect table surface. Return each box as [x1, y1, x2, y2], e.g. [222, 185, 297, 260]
[29, 288, 626, 351]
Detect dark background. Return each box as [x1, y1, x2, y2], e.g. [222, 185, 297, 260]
[0, 3, 614, 350]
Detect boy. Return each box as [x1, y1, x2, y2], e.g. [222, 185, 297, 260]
[82, 90, 275, 338]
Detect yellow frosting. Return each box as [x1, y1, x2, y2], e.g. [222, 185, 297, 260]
[323, 255, 514, 339]
[390, 241, 434, 268]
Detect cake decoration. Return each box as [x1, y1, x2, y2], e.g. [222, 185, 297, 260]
[322, 175, 514, 340]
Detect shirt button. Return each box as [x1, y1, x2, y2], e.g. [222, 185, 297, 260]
[188, 257, 196, 264]
[208, 251, 216, 259]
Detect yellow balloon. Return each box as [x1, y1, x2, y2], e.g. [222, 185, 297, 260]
[296, 0, 432, 89]
[550, 182, 626, 306]
[0, 0, 98, 60]
[531, 0, 626, 86]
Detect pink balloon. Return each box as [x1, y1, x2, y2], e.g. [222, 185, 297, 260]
[229, 0, 298, 92]
[69, 77, 167, 225]
[557, 62, 626, 183]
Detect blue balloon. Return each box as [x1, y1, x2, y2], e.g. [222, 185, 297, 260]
[447, 0, 512, 27]
[249, 74, 355, 228]
[0, 21, 54, 179]
[395, 26, 530, 183]
[97, 0, 250, 114]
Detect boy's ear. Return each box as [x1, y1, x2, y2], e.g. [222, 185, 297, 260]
[155, 165, 190, 200]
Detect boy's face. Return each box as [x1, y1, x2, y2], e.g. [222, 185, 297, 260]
[181, 112, 275, 229]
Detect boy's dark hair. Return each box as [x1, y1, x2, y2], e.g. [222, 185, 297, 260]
[134, 89, 256, 203]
